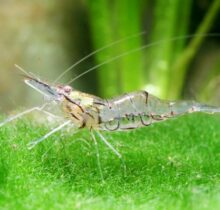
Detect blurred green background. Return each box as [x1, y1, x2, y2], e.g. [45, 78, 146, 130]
[0, 0, 219, 113]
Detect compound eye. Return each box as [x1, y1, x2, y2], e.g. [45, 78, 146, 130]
[64, 85, 72, 93]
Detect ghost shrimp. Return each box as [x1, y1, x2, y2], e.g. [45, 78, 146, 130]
[2, 74, 220, 148]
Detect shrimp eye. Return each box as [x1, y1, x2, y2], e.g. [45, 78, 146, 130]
[64, 85, 72, 93]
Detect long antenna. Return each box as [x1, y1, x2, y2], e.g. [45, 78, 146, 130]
[67, 33, 220, 85]
[14, 64, 32, 77]
[53, 31, 147, 83]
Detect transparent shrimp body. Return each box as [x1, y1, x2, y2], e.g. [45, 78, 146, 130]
[52, 85, 220, 131]
[9, 76, 220, 138]
[97, 91, 220, 131]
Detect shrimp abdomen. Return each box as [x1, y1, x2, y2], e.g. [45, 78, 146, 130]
[98, 91, 220, 131]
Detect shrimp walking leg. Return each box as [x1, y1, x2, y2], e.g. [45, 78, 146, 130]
[0, 103, 59, 128]
[41, 129, 80, 160]
[96, 131, 122, 158]
[91, 131, 104, 182]
[95, 131, 127, 176]
[27, 120, 71, 150]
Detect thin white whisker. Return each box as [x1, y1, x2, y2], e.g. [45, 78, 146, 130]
[27, 120, 71, 150]
[95, 131, 122, 158]
[67, 33, 220, 84]
[53, 31, 147, 83]
[66, 137, 91, 148]
[0, 103, 49, 128]
[91, 131, 104, 182]
[14, 64, 33, 78]
[41, 128, 80, 160]
[96, 131, 127, 176]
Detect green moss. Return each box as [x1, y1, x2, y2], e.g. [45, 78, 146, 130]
[1, 113, 220, 209]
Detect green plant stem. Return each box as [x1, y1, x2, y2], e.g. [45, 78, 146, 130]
[146, 0, 184, 98]
[87, 0, 143, 97]
[115, 0, 143, 93]
[168, 0, 220, 99]
[87, 0, 119, 97]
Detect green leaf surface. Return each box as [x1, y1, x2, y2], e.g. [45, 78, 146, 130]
[1, 113, 220, 209]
